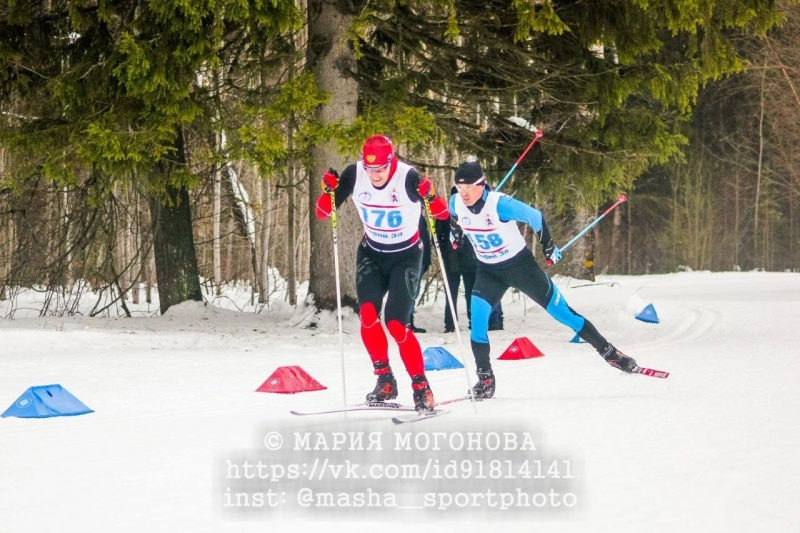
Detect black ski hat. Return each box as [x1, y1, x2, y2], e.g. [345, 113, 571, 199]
[454, 161, 485, 184]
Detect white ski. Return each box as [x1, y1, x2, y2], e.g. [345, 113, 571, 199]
[290, 401, 416, 416]
[391, 409, 450, 425]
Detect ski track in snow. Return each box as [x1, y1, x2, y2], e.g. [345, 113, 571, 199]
[1, 272, 799, 533]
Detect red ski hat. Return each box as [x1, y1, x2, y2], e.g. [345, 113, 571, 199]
[362, 135, 394, 167]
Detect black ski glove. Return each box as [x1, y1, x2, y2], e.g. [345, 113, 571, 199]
[449, 215, 464, 249]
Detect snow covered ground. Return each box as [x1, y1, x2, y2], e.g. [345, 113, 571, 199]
[1, 271, 799, 532]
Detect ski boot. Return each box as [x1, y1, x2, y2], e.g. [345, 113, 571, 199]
[411, 375, 435, 412]
[488, 319, 504, 331]
[471, 369, 496, 399]
[600, 345, 638, 373]
[409, 315, 426, 334]
[366, 362, 398, 402]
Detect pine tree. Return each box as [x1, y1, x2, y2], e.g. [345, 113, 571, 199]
[0, 0, 300, 312]
[344, 0, 786, 276]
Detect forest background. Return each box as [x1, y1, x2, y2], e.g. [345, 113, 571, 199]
[1, 0, 799, 317]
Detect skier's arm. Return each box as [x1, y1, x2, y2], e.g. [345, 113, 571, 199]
[314, 164, 356, 219]
[332, 164, 357, 208]
[496, 195, 553, 244]
[407, 171, 449, 220]
[447, 195, 465, 248]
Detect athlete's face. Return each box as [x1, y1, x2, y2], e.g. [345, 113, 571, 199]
[364, 162, 392, 187]
[457, 181, 485, 206]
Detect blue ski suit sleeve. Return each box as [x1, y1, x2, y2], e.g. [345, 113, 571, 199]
[496, 195, 543, 233]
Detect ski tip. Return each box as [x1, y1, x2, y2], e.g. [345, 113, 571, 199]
[634, 367, 670, 378]
[391, 409, 450, 425]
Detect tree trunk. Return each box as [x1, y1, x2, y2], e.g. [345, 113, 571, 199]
[148, 131, 203, 315]
[626, 195, 633, 274]
[733, 168, 740, 269]
[755, 63, 767, 269]
[131, 189, 141, 305]
[213, 136, 222, 296]
[563, 205, 595, 280]
[0, 147, 9, 301]
[608, 206, 622, 274]
[61, 185, 73, 289]
[118, 183, 130, 301]
[286, 136, 298, 306]
[790, 192, 796, 269]
[258, 172, 272, 304]
[306, 0, 360, 310]
[142, 198, 154, 305]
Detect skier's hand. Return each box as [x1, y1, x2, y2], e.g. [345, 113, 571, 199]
[428, 196, 449, 220]
[450, 216, 464, 249]
[417, 176, 435, 199]
[418, 178, 448, 219]
[321, 168, 339, 192]
[315, 193, 333, 219]
[543, 240, 562, 265]
[450, 233, 463, 249]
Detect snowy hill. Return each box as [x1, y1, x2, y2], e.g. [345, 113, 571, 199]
[1, 271, 798, 532]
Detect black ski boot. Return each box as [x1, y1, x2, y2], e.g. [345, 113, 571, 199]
[411, 375, 435, 412]
[366, 362, 398, 402]
[600, 345, 638, 373]
[471, 369, 496, 399]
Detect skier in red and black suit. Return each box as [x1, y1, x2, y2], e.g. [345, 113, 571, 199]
[314, 135, 450, 412]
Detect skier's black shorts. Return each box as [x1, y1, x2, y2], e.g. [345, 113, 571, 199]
[356, 238, 424, 326]
[470, 248, 606, 349]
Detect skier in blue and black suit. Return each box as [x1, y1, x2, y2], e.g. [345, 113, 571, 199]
[448, 161, 640, 398]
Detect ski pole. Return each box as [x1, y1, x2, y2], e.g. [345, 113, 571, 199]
[328, 186, 348, 407]
[495, 129, 544, 193]
[422, 194, 478, 413]
[560, 194, 628, 254]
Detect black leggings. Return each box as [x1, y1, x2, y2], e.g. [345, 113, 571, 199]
[470, 248, 608, 371]
[356, 240, 423, 325]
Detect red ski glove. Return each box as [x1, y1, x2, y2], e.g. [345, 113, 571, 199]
[417, 177, 435, 199]
[321, 169, 339, 192]
[428, 196, 450, 220]
[315, 193, 333, 219]
[417, 177, 449, 220]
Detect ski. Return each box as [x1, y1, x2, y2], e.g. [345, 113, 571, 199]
[437, 394, 497, 405]
[437, 395, 473, 406]
[289, 395, 487, 418]
[633, 366, 670, 379]
[290, 401, 416, 416]
[391, 409, 450, 425]
[388, 395, 492, 424]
